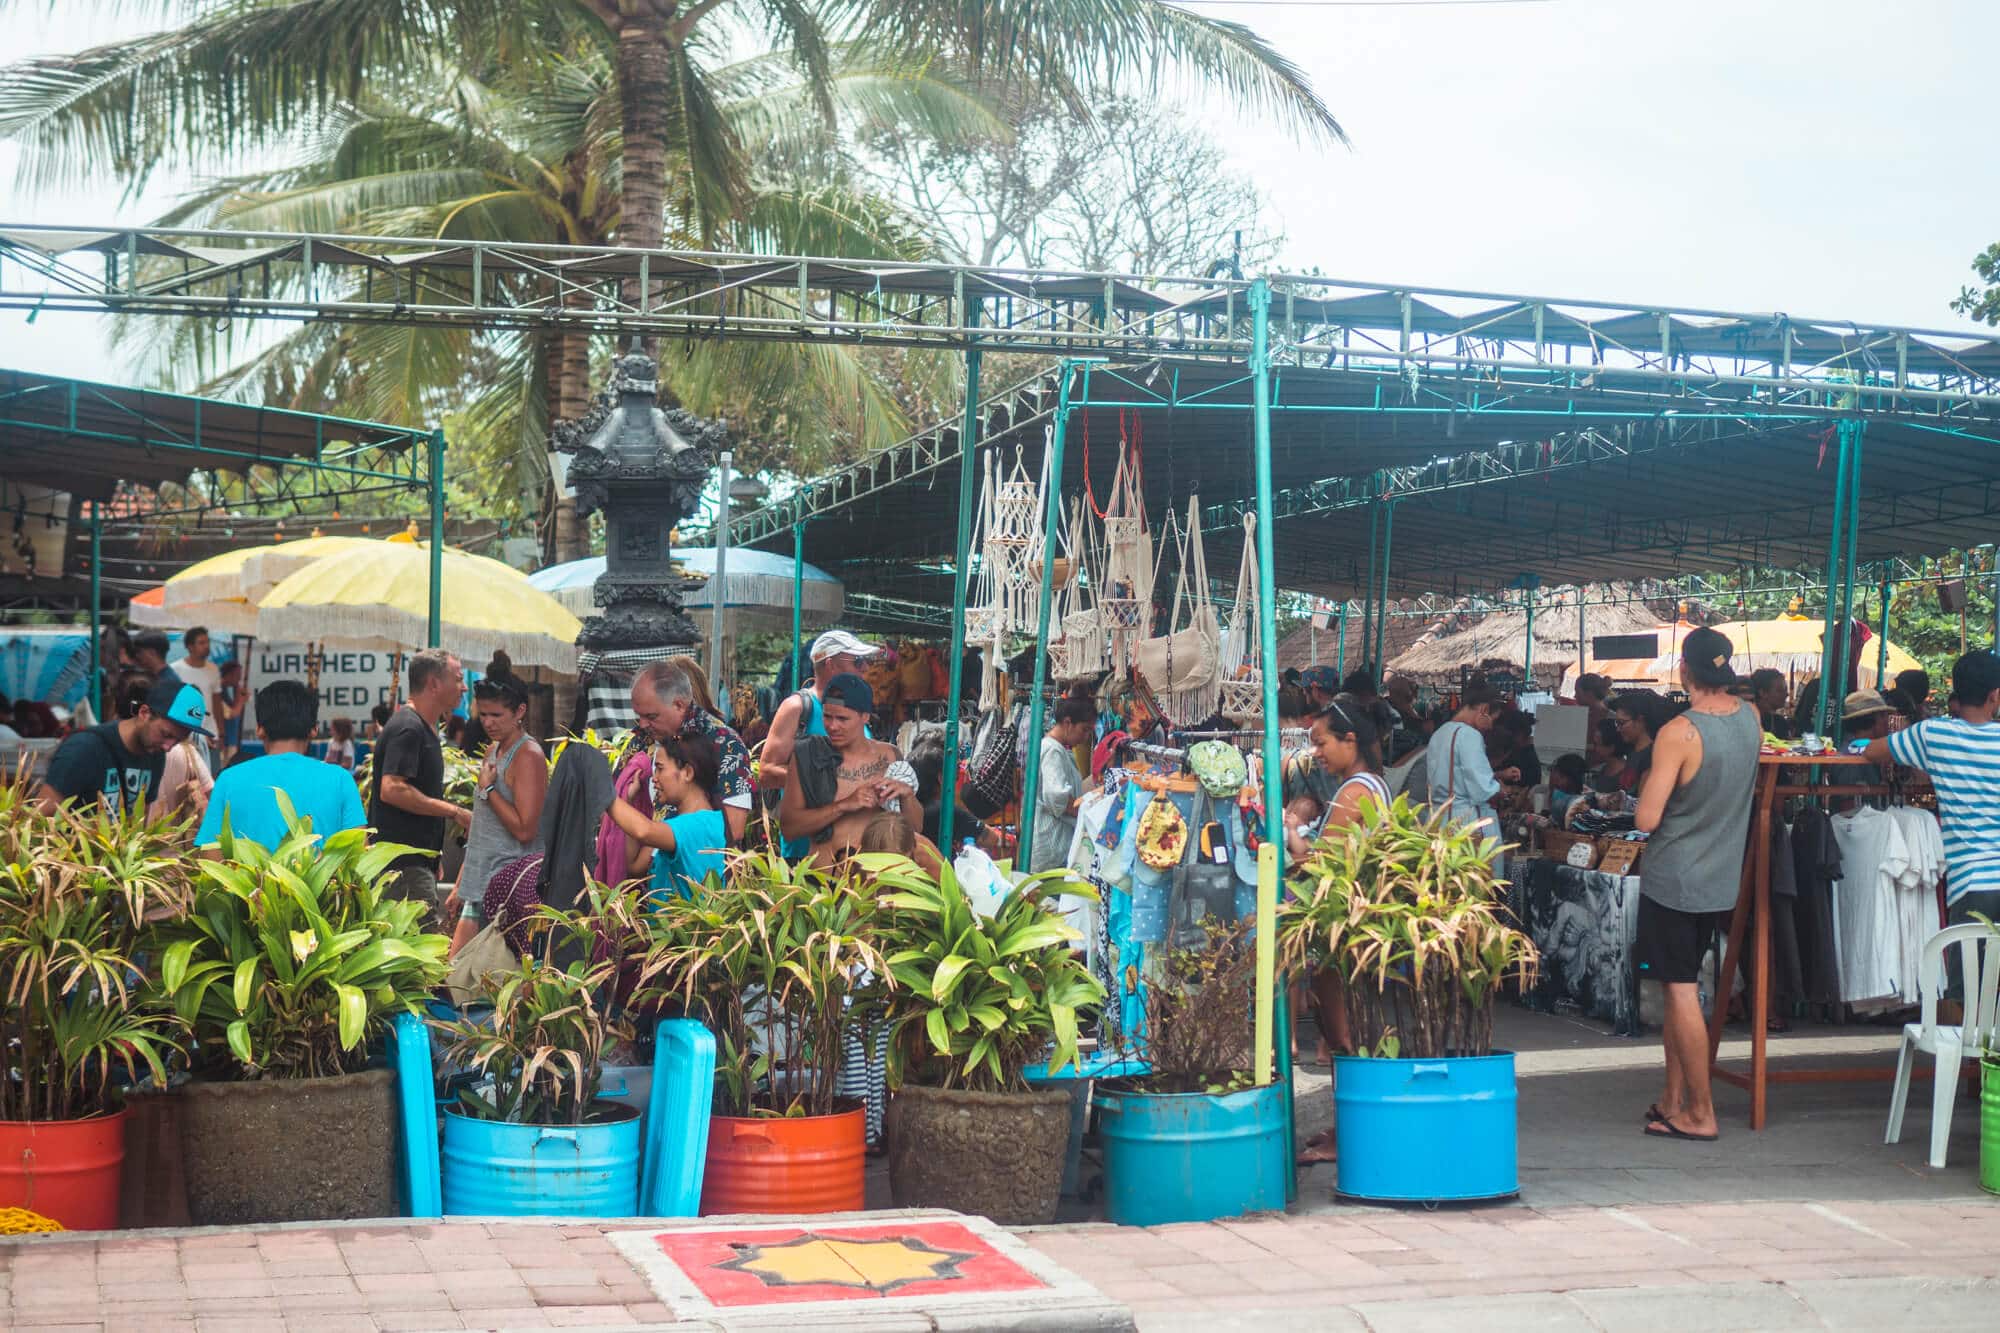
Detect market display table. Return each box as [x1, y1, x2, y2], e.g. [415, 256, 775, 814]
[1505, 854, 1644, 1037]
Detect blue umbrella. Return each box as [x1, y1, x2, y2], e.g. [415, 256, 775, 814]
[530, 547, 843, 634]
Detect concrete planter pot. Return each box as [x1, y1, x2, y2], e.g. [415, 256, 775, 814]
[180, 1069, 396, 1225]
[886, 1085, 1072, 1225]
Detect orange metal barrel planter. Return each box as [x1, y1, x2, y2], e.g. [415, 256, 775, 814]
[0, 1110, 129, 1231]
[700, 1106, 865, 1215]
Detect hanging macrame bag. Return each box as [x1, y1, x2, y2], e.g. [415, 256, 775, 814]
[1219, 512, 1265, 724]
[1098, 451, 1152, 641]
[1135, 496, 1221, 726]
[1052, 500, 1106, 682]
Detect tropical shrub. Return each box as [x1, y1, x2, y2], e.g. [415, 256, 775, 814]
[634, 850, 883, 1118]
[149, 810, 449, 1080]
[0, 774, 195, 1120]
[1278, 795, 1536, 1059]
[863, 856, 1102, 1094]
[435, 884, 654, 1125]
[1129, 918, 1259, 1095]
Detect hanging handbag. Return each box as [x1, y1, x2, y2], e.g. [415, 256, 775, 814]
[1168, 788, 1240, 949]
[963, 705, 1021, 819]
[1135, 496, 1221, 725]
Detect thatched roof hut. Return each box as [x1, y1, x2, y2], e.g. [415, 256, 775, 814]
[1386, 586, 1678, 691]
[1276, 604, 1436, 680]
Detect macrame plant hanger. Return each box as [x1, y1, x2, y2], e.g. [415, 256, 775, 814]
[1219, 512, 1264, 724]
[1099, 447, 1153, 672]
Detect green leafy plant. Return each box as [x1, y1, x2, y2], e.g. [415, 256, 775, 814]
[148, 806, 449, 1080]
[1126, 918, 1260, 1095]
[436, 885, 653, 1125]
[862, 855, 1102, 1094]
[0, 773, 196, 1120]
[633, 850, 883, 1118]
[1278, 795, 1537, 1060]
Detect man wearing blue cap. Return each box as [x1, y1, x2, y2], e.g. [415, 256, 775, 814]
[35, 674, 210, 815]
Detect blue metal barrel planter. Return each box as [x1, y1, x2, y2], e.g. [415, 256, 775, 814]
[441, 1104, 642, 1217]
[1096, 1083, 1289, 1225]
[1333, 1052, 1518, 1202]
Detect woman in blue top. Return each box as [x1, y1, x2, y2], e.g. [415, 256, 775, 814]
[607, 733, 729, 902]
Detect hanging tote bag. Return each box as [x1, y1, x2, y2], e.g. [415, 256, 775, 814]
[963, 704, 1022, 820]
[1134, 497, 1222, 726]
[1098, 451, 1153, 659]
[1051, 500, 1107, 682]
[1219, 512, 1265, 724]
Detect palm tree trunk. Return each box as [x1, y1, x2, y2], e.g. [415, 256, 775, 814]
[615, 24, 672, 252]
[545, 302, 593, 563]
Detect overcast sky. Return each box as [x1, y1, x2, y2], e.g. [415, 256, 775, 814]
[3, 0, 1997, 384]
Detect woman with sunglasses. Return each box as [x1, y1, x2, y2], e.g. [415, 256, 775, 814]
[1283, 696, 1391, 1165]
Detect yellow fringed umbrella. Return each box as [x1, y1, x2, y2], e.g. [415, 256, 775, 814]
[256, 541, 581, 672]
[1645, 617, 1921, 689]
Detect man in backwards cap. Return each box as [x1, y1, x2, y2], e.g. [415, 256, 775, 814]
[35, 675, 211, 815]
[761, 630, 882, 854]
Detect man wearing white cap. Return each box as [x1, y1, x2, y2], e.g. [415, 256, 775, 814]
[763, 630, 881, 857]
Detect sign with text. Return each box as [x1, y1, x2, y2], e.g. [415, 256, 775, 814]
[239, 642, 405, 732]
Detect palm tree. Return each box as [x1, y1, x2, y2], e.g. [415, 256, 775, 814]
[2, 0, 1342, 554]
[109, 44, 987, 547]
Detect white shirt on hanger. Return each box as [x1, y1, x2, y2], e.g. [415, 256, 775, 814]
[1830, 806, 1910, 1006]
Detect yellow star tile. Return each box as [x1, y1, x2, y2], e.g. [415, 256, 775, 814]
[720, 1233, 976, 1293]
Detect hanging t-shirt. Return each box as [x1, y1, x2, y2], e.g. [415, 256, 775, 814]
[1886, 717, 2000, 906]
[42, 722, 164, 814]
[1830, 806, 1910, 1006]
[650, 808, 728, 902]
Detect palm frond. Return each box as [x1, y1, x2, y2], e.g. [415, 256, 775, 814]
[0, 0, 517, 194]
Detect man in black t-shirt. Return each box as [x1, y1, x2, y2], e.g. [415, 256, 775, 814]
[35, 675, 211, 815]
[367, 648, 470, 920]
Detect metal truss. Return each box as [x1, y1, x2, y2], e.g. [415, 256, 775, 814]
[8, 223, 2000, 412]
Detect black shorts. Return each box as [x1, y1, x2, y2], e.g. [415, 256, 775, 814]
[1634, 894, 1727, 985]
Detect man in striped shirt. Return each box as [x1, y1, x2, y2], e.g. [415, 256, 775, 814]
[1868, 649, 2000, 1008]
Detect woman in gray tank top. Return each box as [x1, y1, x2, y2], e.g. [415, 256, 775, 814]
[450, 675, 546, 957]
[1633, 626, 1761, 1143]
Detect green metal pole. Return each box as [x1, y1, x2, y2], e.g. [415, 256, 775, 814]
[1362, 492, 1379, 674]
[1876, 569, 1892, 688]
[1335, 602, 1348, 676]
[427, 428, 445, 648]
[1014, 360, 1075, 872]
[1249, 278, 1295, 1203]
[791, 510, 804, 688]
[940, 303, 983, 855]
[88, 502, 103, 718]
[1832, 422, 1865, 720]
[1372, 497, 1395, 685]
[1813, 422, 1851, 739]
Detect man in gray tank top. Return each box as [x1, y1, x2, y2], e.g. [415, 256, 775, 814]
[1634, 626, 1762, 1143]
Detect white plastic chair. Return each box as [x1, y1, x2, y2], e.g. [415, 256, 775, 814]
[1885, 921, 2000, 1168]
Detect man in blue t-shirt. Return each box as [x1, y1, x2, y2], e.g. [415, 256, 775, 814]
[1870, 650, 2000, 1004]
[197, 679, 365, 852]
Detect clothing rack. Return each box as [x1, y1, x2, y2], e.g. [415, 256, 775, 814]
[1709, 753, 1945, 1129]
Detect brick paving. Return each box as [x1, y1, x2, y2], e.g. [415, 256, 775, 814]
[4, 1197, 1999, 1331]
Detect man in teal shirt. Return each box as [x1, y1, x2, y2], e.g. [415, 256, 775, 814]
[197, 680, 365, 852]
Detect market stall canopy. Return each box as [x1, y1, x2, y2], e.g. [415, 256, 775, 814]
[529, 548, 843, 633]
[0, 368, 427, 500]
[723, 354, 2000, 606]
[257, 542, 581, 672]
[1274, 610, 1435, 677]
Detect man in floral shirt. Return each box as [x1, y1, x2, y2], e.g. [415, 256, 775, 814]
[629, 658, 752, 843]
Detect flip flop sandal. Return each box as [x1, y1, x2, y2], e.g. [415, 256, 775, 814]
[1644, 1116, 1718, 1142]
[1645, 1103, 1669, 1124]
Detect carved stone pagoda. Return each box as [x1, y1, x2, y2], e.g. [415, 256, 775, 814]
[551, 349, 725, 652]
